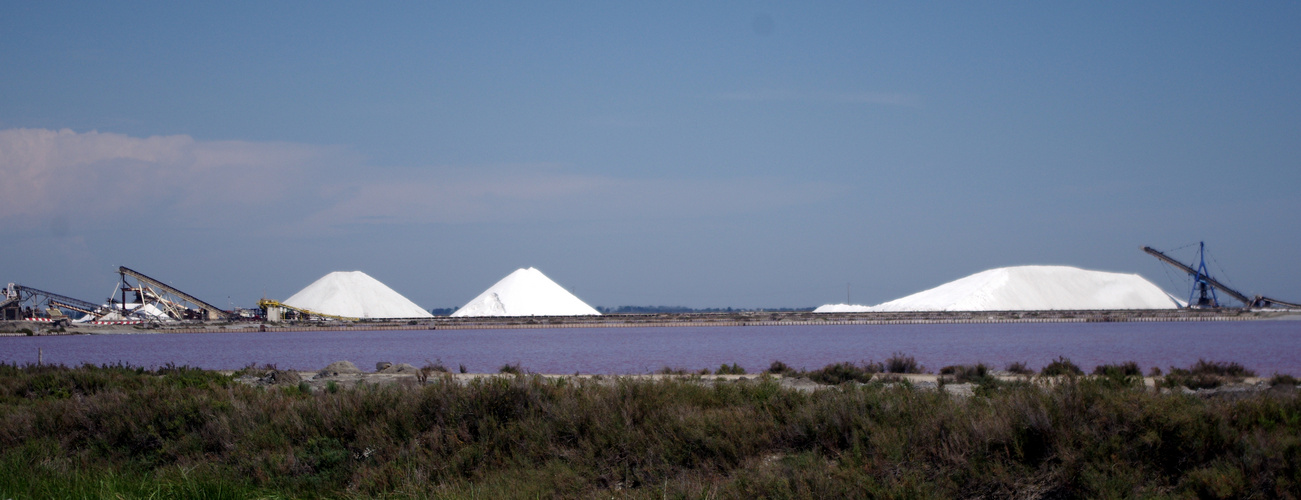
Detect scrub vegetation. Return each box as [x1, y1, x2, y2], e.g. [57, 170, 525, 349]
[0, 362, 1299, 499]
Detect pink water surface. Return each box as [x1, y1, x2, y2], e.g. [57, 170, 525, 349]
[2, 320, 1298, 375]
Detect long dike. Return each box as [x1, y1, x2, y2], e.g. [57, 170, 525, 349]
[58, 309, 1289, 335]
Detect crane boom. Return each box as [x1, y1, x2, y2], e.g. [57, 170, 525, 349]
[118, 266, 229, 320]
[1141, 246, 1252, 305]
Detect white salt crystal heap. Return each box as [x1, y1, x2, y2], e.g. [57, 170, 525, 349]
[452, 267, 600, 317]
[811, 303, 874, 313]
[284, 271, 433, 319]
[815, 265, 1183, 312]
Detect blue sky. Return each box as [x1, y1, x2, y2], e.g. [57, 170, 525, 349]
[2, 2, 1298, 310]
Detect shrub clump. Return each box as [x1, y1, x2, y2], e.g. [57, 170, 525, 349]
[1005, 361, 1034, 376]
[1270, 373, 1298, 387]
[715, 363, 747, 375]
[765, 360, 795, 375]
[884, 352, 923, 374]
[1162, 359, 1257, 390]
[1092, 361, 1144, 389]
[1188, 359, 1256, 378]
[1092, 361, 1142, 377]
[804, 362, 878, 385]
[417, 360, 450, 384]
[939, 363, 990, 384]
[1040, 356, 1084, 377]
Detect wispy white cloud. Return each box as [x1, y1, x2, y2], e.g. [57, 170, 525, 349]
[1, 128, 847, 234]
[719, 89, 919, 107]
[0, 128, 345, 228]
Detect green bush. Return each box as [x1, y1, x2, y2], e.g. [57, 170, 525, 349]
[1040, 356, 1083, 377]
[716, 363, 746, 375]
[1187, 359, 1255, 378]
[1092, 361, 1142, 377]
[804, 362, 876, 385]
[1005, 361, 1034, 376]
[1269, 374, 1298, 387]
[939, 363, 990, 384]
[765, 360, 795, 375]
[884, 353, 923, 374]
[1091, 362, 1144, 389]
[1162, 360, 1259, 390]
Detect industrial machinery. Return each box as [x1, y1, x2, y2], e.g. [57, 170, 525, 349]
[114, 266, 231, 321]
[1143, 243, 1300, 309]
[257, 299, 359, 322]
[2, 283, 113, 321]
[3, 267, 234, 323]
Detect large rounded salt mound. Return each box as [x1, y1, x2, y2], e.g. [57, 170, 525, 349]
[283, 271, 433, 319]
[869, 265, 1183, 311]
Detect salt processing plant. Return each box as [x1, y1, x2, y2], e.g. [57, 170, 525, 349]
[2, 243, 1298, 332]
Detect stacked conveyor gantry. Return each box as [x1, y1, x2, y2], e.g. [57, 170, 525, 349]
[118, 266, 230, 321]
[2, 284, 110, 320]
[1142, 244, 1300, 309]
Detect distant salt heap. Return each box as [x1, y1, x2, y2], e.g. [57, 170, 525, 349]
[811, 303, 873, 313]
[452, 267, 600, 317]
[815, 265, 1182, 312]
[284, 271, 433, 319]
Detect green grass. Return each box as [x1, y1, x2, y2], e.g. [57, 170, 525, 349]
[0, 362, 1298, 498]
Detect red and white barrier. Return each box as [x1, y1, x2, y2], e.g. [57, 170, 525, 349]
[20, 318, 143, 325]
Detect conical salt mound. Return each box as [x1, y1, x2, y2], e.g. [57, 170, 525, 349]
[284, 271, 433, 319]
[452, 267, 600, 317]
[861, 265, 1182, 312]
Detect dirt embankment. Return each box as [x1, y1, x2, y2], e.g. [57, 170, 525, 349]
[5, 309, 1296, 336]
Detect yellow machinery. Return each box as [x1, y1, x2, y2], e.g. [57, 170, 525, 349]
[257, 299, 361, 322]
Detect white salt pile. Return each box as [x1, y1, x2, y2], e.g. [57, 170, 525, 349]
[816, 265, 1182, 312]
[84, 302, 171, 322]
[811, 303, 873, 313]
[284, 271, 433, 319]
[452, 267, 600, 317]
